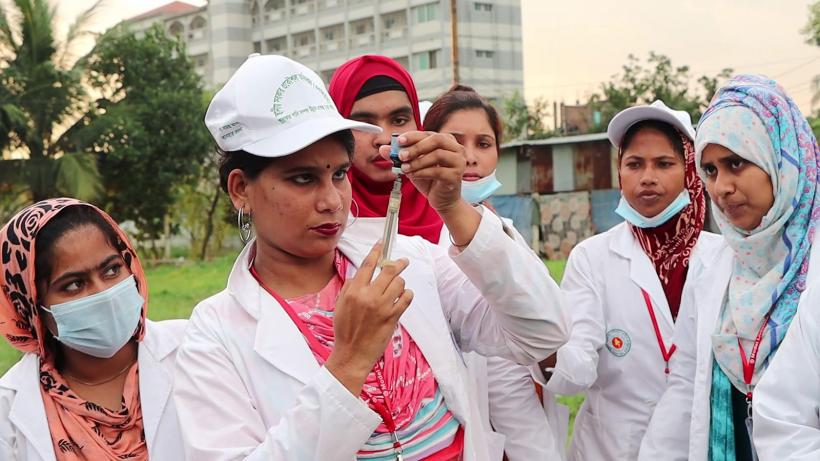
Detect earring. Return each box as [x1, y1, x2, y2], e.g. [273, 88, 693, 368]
[345, 199, 360, 229]
[237, 205, 253, 244]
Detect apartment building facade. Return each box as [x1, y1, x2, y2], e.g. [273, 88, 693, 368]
[125, 0, 523, 100]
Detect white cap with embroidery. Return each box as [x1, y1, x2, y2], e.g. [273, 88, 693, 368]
[607, 100, 696, 148]
[205, 53, 380, 158]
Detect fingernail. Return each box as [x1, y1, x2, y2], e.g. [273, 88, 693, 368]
[399, 150, 409, 160]
[401, 163, 410, 172]
[398, 135, 407, 144]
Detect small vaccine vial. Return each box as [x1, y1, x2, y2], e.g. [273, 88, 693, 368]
[389, 133, 402, 172]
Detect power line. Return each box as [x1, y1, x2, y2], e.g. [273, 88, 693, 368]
[773, 56, 820, 79]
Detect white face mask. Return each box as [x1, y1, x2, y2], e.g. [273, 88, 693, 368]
[41, 275, 143, 358]
[614, 189, 691, 228]
[461, 170, 503, 205]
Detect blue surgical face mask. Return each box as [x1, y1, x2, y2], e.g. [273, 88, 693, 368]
[41, 275, 143, 358]
[615, 189, 691, 228]
[461, 170, 502, 205]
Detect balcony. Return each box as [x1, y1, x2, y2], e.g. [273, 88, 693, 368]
[321, 40, 344, 53]
[382, 28, 406, 40]
[294, 44, 316, 57]
[320, 0, 340, 7]
[351, 33, 374, 47]
[265, 10, 284, 22]
[291, 2, 314, 16]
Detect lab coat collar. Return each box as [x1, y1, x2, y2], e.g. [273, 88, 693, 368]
[0, 322, 179, 461]
[610, 223, 675, 327]
[225, 234, 470, 419]
[0, 353, 55, 461]
[138, 321, 178, 456]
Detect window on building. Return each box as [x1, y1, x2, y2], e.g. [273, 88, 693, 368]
[355, 24, 367, 35]
[384, 17, 396, 29]
[414, 50, 439, 70]
[264, 0, 283, 10]
[475, 49, 494, 59]
[188, 15, 207, 39]
[474, 2, 493, 12]
[250, 1, 260, 25]
[168, 21, 184, 37]
[190, 15, 206, 29]
[324, 30, 335, 41]
[413, 3, 437, 23]
[266, 37, 286, 52]
[253, 41, 262, 53]
[192, 54, 207, 68]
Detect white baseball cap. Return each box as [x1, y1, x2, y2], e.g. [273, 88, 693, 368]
[607, 100, 695, 149]
[205, 54, 380, 157]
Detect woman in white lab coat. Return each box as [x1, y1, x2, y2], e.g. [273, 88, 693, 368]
[0, 199, 186, 461]
[538, 100, 721, 461]
[639, 74, 820, 461]
[328, 56, 561, 461]
[424, 84, 566, 461]
[173, 54, 568, 461]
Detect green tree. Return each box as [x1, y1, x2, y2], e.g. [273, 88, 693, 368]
[0, 0, 103, 201]
[802, 1, 820, 110]
[500, 90, 551, 141]
[72, 25, 212, 251]
[589, 52, 732, 127]
[802, 0, 820, 47]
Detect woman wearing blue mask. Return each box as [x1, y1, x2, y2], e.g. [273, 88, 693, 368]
[534, 101, 723, 460]
[424, 85, 565, 461]
[424, 85, 504, 208]
[0, 199, 186, 461]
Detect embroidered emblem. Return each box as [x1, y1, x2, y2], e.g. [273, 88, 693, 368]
[606, 328, 631, 357]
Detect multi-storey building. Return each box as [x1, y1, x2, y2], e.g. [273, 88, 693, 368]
[124, 0, 523, 100]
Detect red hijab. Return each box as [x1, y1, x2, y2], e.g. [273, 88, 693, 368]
[329, 55, 444, 243]
[623, 130, 705, 318]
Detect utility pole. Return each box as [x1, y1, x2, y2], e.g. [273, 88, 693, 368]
[450, 0, 459, 85]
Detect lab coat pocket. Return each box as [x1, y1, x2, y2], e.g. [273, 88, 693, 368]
[572, 409, 633, 461]
[484, 429, 506, 461]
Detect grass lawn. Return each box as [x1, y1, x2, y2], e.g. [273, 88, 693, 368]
[0, 255, 583, 437]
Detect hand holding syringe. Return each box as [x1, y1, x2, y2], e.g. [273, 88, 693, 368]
[379, 133, 403, 266]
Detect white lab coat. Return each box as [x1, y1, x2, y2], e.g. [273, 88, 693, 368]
[355, 213, 566, 461]
[0, 319, 187, 461]
[753, 284, 820, 460]
[172, 209, 569, 461]
[638, 239, 820, 461]
[539, 222, 723, 461]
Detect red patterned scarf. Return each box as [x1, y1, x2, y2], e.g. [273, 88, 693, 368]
[627, 132, 706, 318]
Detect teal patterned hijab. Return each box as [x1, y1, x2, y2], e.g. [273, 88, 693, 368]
[695, 74, 820, 459]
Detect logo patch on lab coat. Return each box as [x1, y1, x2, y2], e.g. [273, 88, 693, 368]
[606, 329, 631, 357]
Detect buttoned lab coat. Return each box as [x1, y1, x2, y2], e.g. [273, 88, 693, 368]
[354, 213, 566, 461]
[753, 285, 820, 460]
[638, 240, 820, 461]
[0, 319, 187, 461]
[540, 222, 722, 461]
[172, 209, 569, 461]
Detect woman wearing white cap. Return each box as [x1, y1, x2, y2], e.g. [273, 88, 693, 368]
[639, 75, 820, 461]
[534, 100, 722, 460]
[172, 54, 569, 461]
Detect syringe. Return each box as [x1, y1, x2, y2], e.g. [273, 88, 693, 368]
[379, 134, 403, 266]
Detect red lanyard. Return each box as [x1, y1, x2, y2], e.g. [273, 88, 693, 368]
[738, 313, 771, 401]
[641, 289, 677, 375]
[249, 263, 404, 459]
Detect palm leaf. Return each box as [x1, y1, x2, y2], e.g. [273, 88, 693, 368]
[59, 0, 103, 69]
[54, 152, 103, 201]
[0, 2, 19, 58]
